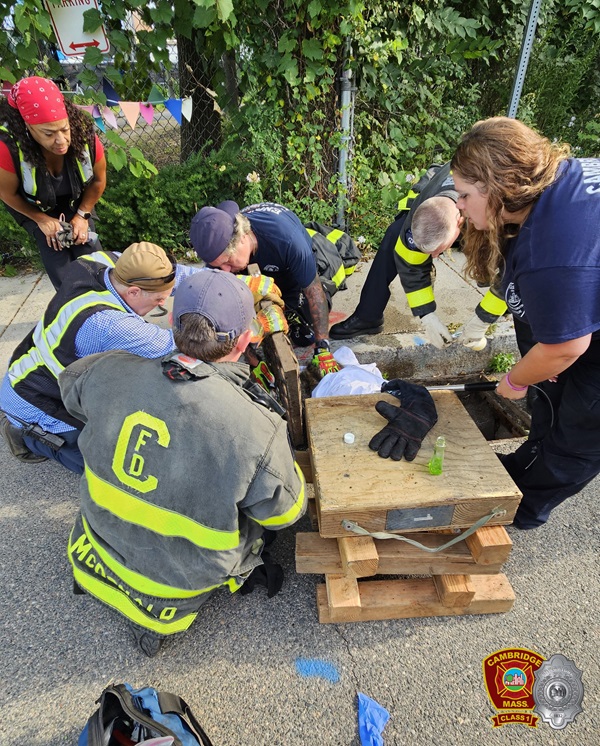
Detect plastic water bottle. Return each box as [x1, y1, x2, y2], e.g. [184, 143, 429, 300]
[428, 436, 446, 475]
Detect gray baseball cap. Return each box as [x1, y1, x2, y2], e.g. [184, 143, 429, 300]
[172, 269, 255, 341]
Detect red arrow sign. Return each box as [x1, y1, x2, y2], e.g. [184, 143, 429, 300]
[70, 40, 100, 51]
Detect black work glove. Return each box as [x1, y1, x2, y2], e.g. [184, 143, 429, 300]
[369, 379, 438, 461]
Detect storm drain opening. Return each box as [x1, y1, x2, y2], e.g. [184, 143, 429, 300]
[414, 375, 531, 441]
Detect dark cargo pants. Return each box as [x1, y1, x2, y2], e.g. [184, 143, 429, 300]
[503, 325, 600, 528]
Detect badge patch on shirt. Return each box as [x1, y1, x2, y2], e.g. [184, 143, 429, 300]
[506, 282, 525, 318]
[262, 264, 280, 272]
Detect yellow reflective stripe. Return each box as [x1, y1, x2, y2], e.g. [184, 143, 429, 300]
[8, 347, 46, 386]
[255, 463, 306, 527]
[345, 264, 356, 276]
[406, 286, 435, 309]
[9, 290, 123, 382]
[85, 466, 240, 551]
[79, 251, 117, 268]
[326, 228, 344, 244]
[75, 143, 94, 183]
[306, 227, 345, 246]
[9, 135, 39, 199]
[398, 189, 418, 211]
[69, 561, 198, 635]
[480, 290, 507, 317]
[331, 263, 346, 288]
[31, 321, 64, 379]
[17, 141, 37, 197]
[42, 290, 122, 352]
[79, 515, 241, 598]
[394, 237, 429, 265]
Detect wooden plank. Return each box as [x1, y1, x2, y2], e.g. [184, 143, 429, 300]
[263, 331, 304, 447]
[465, 526, 513, 566]
[325, 574, 361, 613]
[306, 499, 319, 532]
[294, 449, 313, 483]
[432, 574, 475, 607]
[317, 574, 515, 623]
[305, 392, 522, 537]
[295, 532, 506, 576]
[337, 536, 379, 578]
[317, 499, 520, 539]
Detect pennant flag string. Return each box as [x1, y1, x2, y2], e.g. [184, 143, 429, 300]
[182, 97, 193, 122]
[102, 106, 118, 130]
[119, 101, 141, 131]
[164, 98, 182, 125]
[140, 103, 154, 126]
[69, 77, 229, 132]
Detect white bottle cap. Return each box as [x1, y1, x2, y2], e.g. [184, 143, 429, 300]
[343, 432, 355, 444]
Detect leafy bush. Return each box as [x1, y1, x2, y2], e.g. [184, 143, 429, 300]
[488, 353, 516, 374]
[0, 207, 42, 275]
[97, 145, 257, 251]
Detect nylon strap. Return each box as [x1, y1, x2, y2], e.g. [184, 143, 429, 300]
[341, 507, 507, 552]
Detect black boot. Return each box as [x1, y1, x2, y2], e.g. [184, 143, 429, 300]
[129, 623, 165, 657]
[0, 413, 48, 463]
[329, 312, 384, 340]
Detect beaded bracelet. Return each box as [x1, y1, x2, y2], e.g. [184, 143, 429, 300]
[505, 372, 528, 391]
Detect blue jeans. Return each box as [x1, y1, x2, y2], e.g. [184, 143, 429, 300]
[24, 428, 84, 475]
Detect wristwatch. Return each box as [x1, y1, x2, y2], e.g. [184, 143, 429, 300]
[314, 339, 331, 353]
[77, 208, 92, 219]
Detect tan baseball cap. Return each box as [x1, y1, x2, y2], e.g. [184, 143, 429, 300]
[113, 242, 176, 292]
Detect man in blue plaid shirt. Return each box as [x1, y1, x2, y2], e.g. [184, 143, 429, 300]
[0, 242, 203, 473]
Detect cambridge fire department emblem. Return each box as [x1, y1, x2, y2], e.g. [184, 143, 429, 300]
[482, 647, 545, 728]
[533, 654, 584, 729]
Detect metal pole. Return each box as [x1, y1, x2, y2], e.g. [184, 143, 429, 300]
[507, 0, 544, 118]
[337, 38, 352, 229]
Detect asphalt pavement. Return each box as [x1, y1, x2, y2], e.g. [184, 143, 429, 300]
[0, 262, 598, 745]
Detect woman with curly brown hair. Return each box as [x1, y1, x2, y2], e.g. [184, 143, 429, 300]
[451, 116, 600, 530]
[0, 76, 106, 289]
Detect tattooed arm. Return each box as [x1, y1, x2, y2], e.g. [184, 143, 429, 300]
[303, 274, 330, 343]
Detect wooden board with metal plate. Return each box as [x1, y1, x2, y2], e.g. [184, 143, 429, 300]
[304, 391, 522, 538]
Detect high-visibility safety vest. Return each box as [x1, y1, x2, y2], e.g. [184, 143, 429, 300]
[63, 352, 306, 636]
[7, 253, 122, 427]
[304, 222, 361, 297]
[0, 126, 95, 212]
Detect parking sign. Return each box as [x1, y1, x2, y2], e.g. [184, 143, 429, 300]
[44, 0, 110, 57]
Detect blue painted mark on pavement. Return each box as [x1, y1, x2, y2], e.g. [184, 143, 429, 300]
[295, 658, 340, 683]
[413, 336, 427, 346]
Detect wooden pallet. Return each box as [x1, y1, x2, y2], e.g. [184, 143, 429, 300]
[296, 527, 515, 623]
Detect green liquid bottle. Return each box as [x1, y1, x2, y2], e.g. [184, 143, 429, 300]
[428, 436, 446, 475]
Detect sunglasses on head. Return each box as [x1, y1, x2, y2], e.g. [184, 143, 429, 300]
[127, 255, 177, 285]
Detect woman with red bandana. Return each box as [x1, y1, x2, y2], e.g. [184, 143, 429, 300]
[0, 76, 106, 289]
